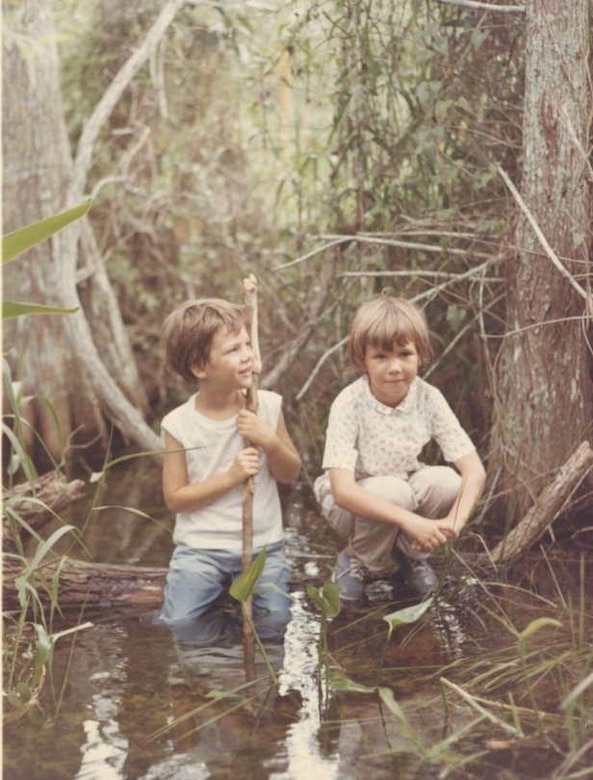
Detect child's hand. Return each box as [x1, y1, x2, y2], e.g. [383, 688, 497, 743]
[230, 446, 260, 482]
[401, 516, 458, 553]
[236, 410, 274, 449]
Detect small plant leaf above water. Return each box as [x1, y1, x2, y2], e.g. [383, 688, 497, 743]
[229, 549, 267, 603]
[306, 581, 341, 619]
[383, 597, 434, 639]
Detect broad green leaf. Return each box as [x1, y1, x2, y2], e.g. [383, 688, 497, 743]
[383, 597, 433, 639]
[229, 548, 267, 602]
[306, 581, 341, 618]
[2, 199, 91, 264]
[2, 301, 79, 320]
[377, 687, 420, 744]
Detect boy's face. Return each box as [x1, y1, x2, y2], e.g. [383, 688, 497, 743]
[363, 340, 419, 407]
[192, 326, 253, 389]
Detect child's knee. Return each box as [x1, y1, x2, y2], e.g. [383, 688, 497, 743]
[410, 466, 460, 517]
[360, 475, 417, 510]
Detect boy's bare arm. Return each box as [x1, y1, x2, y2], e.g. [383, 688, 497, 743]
[329, 468, 457, 553]
[236, 410, 301, 483]
[162, 430, 259, 513]
[445, 450, 486, 533]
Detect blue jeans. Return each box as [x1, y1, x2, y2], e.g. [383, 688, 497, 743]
[160, 541, 291, 638]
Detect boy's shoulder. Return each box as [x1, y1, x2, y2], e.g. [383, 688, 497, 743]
[161, 394, 195, 426]
[257, 388, 282, 403]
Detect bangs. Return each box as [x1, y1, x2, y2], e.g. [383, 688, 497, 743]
[366, 309, 418, 351]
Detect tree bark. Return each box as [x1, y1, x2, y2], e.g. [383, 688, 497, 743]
[489, 0, 593, 518]
[2, 0, 174, 463]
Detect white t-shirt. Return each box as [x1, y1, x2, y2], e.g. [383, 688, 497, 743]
[321, 375, 475, 479]
[161, 390, 284, 552]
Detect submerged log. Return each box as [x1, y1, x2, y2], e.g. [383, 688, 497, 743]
[488, 440, 593, 565]
[2, 556, 166, 611]
[2, 555, 321, 612]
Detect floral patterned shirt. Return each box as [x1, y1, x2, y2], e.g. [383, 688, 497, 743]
[321, 375, 475, 479]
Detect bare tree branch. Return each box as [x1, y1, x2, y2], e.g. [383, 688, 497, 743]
[436, 0, 525, 12]
[495, 163, 592, 309]
[67, 0, 189, 202]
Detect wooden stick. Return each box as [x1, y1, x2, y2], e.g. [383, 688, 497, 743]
[241, 274, 260, 673]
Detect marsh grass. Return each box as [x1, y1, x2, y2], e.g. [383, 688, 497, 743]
[2, 360, 93, 722]
[303, 550, 592, 779]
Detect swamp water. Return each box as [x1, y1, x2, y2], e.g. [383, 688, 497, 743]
[4, 457, 593, 779]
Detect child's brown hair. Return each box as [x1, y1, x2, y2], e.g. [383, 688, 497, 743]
[348, 295, 434, 372]
[163, 298, 246, 383]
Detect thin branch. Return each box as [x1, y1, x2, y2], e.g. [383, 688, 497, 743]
[67, 0, 189, 202]
[436, 0, 525, 12]
[296, 337, 348, 401]
[340, 269, 501, 281]
[495, 163, 593, 309]
[275, 234, 492, 271]
[320, 234, 493, 259]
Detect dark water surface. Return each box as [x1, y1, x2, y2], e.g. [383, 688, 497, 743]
[4, 457, 592, 779]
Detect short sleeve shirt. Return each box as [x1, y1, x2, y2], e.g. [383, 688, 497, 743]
[161, 389, 284, 552]
[321, 375, 475, 479]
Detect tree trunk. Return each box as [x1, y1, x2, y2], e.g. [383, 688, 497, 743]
[489, 0, 593, 518]
[2, 0, 162, 464]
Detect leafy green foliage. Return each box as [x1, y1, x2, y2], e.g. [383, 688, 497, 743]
[2, 200, 91, 264]
[229, 549, 267, 603]
[2, 200, 90, 320]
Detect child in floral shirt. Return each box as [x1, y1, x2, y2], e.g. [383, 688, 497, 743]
[314, 294, 485, 603]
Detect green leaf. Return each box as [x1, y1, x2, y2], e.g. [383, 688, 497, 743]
[229, 548, 267, 602]
[306, 581, 341, 619]
[2, 301, 79, 320]
[518, 617, 562, 644]
[330, 669, 375, 694]
[2, 199, 91, 264]
[383, 597, 433, 639]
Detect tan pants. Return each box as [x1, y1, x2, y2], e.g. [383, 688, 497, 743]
[314, 467, 461, 574]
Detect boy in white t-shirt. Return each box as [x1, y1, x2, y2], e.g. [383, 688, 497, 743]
[159, 298, 301, 639]
[314, 294, 486, 603]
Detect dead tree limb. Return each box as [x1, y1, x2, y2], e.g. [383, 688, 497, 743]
[488, 440, 593, 564]
[3, 471, 86, 547]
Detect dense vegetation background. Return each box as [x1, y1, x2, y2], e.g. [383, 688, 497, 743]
[3, 0, 592, 528]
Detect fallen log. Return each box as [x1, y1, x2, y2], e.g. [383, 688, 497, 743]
[3, 470, 86, 547]
[487, 440, 593, 565]
[3, 555, 166, 611]
[2, 554, 323, 612]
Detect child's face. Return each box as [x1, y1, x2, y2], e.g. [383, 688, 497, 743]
[363, 340, 419, 406]
[192, 326, 254, 389]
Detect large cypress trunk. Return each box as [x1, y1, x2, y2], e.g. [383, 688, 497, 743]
[489, 0, 592, 518]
